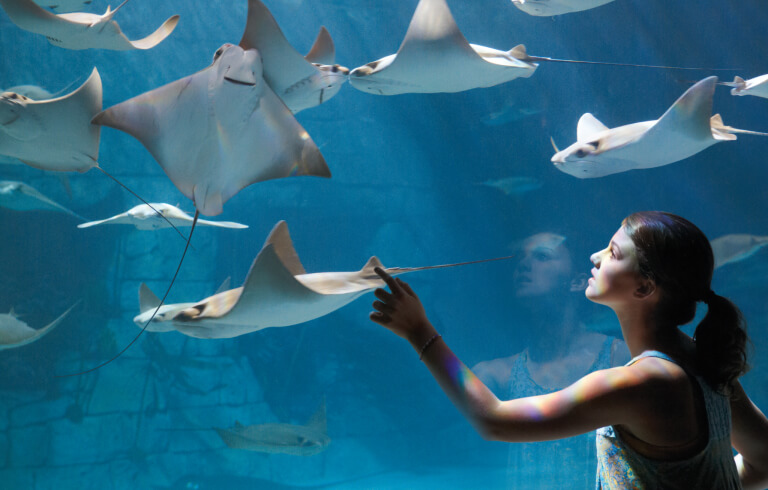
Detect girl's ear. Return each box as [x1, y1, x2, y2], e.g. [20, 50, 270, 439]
[634, 277, 657, 300]
[570, 273, 589, 292]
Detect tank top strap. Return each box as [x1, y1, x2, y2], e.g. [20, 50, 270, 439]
[626, 349, 677, 367]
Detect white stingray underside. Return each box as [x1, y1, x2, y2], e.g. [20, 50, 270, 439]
[348, 0, 537, 95]
[551, 77, 737, 178]
[511, 0, 616, 17]
[0, 0, 179, 50]
[0, 68, 101, 173]
[92, 44, 330, 216]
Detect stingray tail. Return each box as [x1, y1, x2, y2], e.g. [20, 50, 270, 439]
[710, 114, 768, 138]
[385, 254, 516, 275]
[521, 54, 742, 72]
[56, 212, 199, 377]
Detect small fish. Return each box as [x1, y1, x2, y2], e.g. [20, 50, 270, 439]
[215, 399, 330, 456]
[478, 176, 543, 195]
[481, 105, 542, 127]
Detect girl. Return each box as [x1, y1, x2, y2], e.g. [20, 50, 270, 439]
[370, 211, 768, 489]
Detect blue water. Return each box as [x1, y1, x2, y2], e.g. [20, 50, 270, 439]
[1, 0, 767, 488]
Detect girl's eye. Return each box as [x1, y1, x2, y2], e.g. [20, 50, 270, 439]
[610, 248, 617, 259]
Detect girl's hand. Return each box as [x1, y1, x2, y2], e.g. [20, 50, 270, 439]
[369, 267, 436, 345]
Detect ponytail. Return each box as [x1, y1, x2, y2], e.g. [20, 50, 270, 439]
[694, 293, 749, 393]
[622, 211, 752, 393]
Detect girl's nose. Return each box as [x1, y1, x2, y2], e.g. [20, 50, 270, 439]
[590, 250, 602, 267]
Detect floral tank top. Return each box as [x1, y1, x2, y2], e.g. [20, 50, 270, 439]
[595, 350, 741, 489]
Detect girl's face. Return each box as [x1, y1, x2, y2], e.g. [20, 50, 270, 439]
[513, 233, 572, 297]
[586, 227, 646, 307]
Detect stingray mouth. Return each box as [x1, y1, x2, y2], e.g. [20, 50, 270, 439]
[224, 77, 257, 87]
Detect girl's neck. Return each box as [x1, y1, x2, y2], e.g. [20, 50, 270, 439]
[615, 307, 685, 359]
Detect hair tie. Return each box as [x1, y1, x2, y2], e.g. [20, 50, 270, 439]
[703, 289, 717, 305]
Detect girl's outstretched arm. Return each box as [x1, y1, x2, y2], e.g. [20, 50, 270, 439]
[369, 267, 650, 443]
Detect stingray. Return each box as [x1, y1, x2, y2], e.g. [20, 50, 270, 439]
[0, 180, 85, 220]
[239, 0, 349, 113]
[550, 77, 768, 178]
[134, 221, 513, 338]
[0, 68, 101, 173]
[348, 0, 735, 96]
[0, 0, 179, 50]
[710, 234, 768, 269]
[73, 43, 331, 376]
[510, 0, 616, 16]
[93, 43, 330, 217]
[0, 303, 78, 350]
[78, 203, 247, 230]
[348, 0, 538, 95]
[33, 0, 91, 13]
[721, 74, 768, 99]
[214, 399, 330, 455]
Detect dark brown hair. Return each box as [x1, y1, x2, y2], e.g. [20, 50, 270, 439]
[622, 211, 749, 391]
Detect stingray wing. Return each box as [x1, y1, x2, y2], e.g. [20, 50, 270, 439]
[94, 46, 329, 216]
[0, 301, 78, 350]
[221, 222, 364, 328]
[239, 0, 319, 96]
[17, 182, 84, 220]
[122, 15, 179, 50]
[1, 68, 100, 172]
[577, 113, 610, 142]
[79, 14, 179, 51]
[77, 211, 134, 228]
[627, 76, 720, 165]
[304, 26, 335, 65]
[0, 0, 67, 35]
[92, 69, 212, 204]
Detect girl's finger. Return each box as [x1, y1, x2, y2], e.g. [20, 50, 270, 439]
[374, 288, 393, 302]
[369, 311, 391, 325]
[372, 300, 393, 313]
[375, 267, 404, 296]
[397, 278, 418, 297]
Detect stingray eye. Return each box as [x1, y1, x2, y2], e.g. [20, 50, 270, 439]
[213, 45, 228, 61]
[574, 144, 596, 159]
